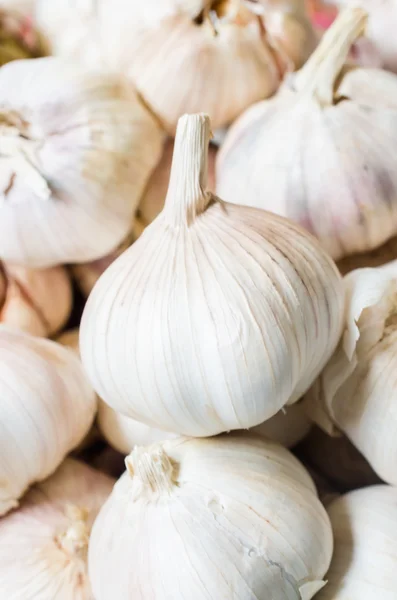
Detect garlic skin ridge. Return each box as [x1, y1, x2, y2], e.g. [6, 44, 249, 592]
[88, 434, 333, 600]
[317, 485, 397, 598]
[0, 326, 97, 516]
[80, 113, 344, 437]
[0, 458, 114, 600]
[0, 56, 164, 268]
[35, 0, 316, 134]
[304, 258, 397, 485]
[0, 263, 72, 337]
[217, 8, 397, 261]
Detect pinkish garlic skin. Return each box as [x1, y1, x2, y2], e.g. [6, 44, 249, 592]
[0, 263, 72, 337]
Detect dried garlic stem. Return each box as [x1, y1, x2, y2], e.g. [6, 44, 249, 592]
[126, 446, 176, 497]
[163, 113, 212, 226]
[294, 7, 367, 106]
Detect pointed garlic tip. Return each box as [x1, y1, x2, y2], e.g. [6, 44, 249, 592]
[56, 506, 90, 558]
[126, 445, 176, 496]
[163, 113, 212, 226]
[294, 7, 368, 106]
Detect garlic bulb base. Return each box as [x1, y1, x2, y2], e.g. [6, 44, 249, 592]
[126, 446, 175, 498]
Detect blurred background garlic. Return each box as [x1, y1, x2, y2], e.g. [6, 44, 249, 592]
[0, 263, 72, 336]
[36, 0, 316, 134]
[138, 138, 217, 227]
[304, 259, 397, 485]
[89, 434, 333, 600]
[217, 8, 397, 261]
[0, 7, 45, 65]
[0, 458, 114, 599]
[318, 485, 397, 598]
[328, 0, 397, 72]
[0, 56, 164, 268]
[81, 113, 344, 437]
[0, 327, 97, 516]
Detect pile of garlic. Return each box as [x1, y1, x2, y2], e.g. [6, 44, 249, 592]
[3, 1, 397, 597]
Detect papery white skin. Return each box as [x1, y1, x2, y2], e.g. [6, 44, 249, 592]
[71, 220, 145, 298]
[0, 458, 114, 600]
[98, 400, 311, 454]
[304, 258, 397, 484]
[89, 434, 333, 600]
[317, 485, 397, 599]
[35, 0, 316, 134]
[0, 326, 97, 515]
[0, 56, 164, 268]
[139, 139, 217, 226]
[80, 113, 344, 437]
[0, 263, 72, 336]
[217, 8, 397, 261]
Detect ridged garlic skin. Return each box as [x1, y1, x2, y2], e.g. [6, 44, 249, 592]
[0, 263, 72, 336]
[217, 9, 397, 261]
[0, 57, 163, 268]
[81, 114, 344, 437]
[98, 400, 310, 455]
[0, 459, 114, 600]
[304, 259, 397, 485]
[36, 0, 316, 134]
[89, 434, 333, 600]
[0, 327, 97, 516]
[318, 485, 397, 599]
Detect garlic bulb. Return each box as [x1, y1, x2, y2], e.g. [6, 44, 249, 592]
[139, 139, 217, 227]
[0, 458, 114, 599]
[71, 220, 145, 298]
[329, 0, 397, 72]
[89, 433, 333, 600]
[304, 259, 397, 485]
[0, 326, 97, 515]
[317, 485, 397, 598]
[217, 8, 397, 261]
[97, 400, 177, 454]
[80, 113, 344, 437]
[0, 56, 164, 268]
[251, 402, 311, 448]
[36, 0, 316, 134]
[0, 263, 72, 336]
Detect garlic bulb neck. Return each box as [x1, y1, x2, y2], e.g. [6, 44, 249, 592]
[0, 116, 49, 200]
[294, 7, 367, 106]
[163, 113, 212, 226]
[55, 506, 89, 558]
[126, 446, 176, 498]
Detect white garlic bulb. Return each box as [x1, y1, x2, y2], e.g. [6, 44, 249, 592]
[317, 485, 397, 598]
[304, 258, 397, 485]
[36, 0, 316, 134]
[80, 113, 344, 437]
[89, 433, 333, 600]
[0, 458, 114, 599]
[0, 263, 72, 336]
[98, 400, 311, 455]
[0, 56, 164, 268]
[0, 326, 97, 516]
[139, 138, 217, 227]
[217, 8, 397, 261]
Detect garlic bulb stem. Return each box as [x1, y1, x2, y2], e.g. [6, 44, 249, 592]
[294, 7, 367, 105]
[126, 446, 175, 497]
[164, 113, 212, 226]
